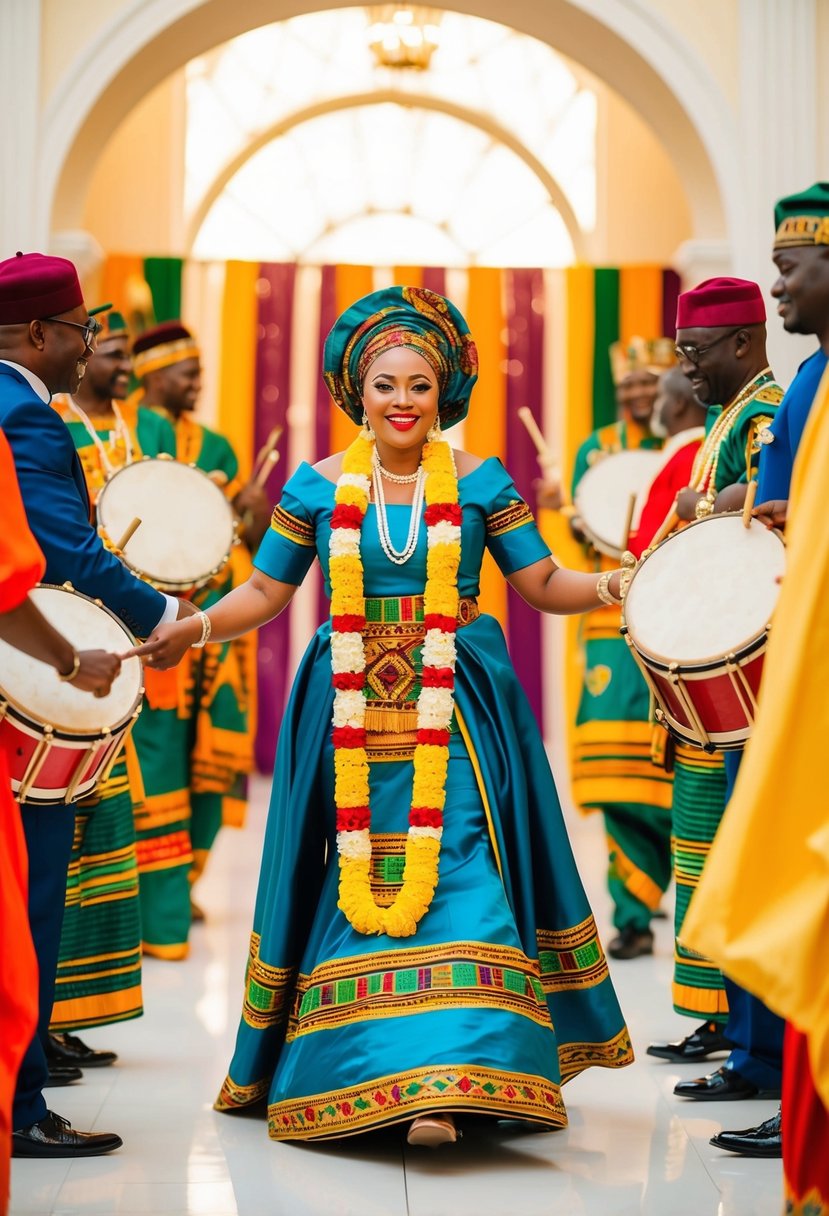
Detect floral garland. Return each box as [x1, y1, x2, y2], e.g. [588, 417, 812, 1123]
[329, 427, 461, 937]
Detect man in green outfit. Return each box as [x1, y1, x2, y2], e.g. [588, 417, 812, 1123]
[128, 323, 270, 959]
[47, 312, 179, 1076]
[647, 277, 782, 1067]
[569, 337, 676, 960]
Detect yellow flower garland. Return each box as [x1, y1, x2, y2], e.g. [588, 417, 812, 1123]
[330, 430, 461, 937]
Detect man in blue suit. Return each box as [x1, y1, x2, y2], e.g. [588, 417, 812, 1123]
[0, 252, 194, 1159]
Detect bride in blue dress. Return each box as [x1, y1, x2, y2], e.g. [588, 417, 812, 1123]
[133, 287, 633, 1148]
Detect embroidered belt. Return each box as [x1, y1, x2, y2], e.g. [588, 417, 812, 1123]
[359, 596, 477, 761]
[363, 594, 479, 628]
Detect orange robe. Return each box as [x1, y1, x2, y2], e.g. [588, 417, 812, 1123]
[0, 429, 43, 1214]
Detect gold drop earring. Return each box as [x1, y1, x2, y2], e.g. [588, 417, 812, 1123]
[361, 409, 374, 439]
[426, 415, 442, 443]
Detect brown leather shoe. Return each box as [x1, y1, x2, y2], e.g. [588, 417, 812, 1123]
[12, 1110, 123, 1158]
[607, 927, 654, 960]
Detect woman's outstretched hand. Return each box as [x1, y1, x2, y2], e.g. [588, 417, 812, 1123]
[122, 617, 201, 670]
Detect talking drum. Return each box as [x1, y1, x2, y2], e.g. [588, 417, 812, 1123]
[0, 585, 144, 804]
[575, 449, 663, 558]
[96, 457, 236, 593]
[621, 513, 786, 750]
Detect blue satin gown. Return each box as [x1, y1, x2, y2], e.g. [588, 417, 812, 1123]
[215, 457, 633, 1140]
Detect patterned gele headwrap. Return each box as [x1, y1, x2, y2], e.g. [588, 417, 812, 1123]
[323, 286, 478, 429]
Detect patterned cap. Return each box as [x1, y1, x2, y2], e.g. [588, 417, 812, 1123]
[97, 310, 131, 345]
[773, 182, 829, 249]
[323, 286, 478, 429]
[609, 336, 676, 385]
[132, 321, 200, 378]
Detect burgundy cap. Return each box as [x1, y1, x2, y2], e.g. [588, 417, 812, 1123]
[131, 321, 194, 357]
[0, 251, 85, 325]
[676, 277, 766, 330]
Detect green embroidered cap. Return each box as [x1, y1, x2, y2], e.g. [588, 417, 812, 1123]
[322, 285, 478, 429]
[773, 182, 829, 249]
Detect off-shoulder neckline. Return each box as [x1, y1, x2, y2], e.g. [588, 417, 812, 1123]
[300, 455, 499, 487]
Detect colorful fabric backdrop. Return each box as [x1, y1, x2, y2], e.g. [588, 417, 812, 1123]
[100, 256, 679, 773]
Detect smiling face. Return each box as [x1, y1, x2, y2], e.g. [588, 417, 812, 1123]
[616, 369, 659, 426]
[771, 245, 829, 341]
[153, 357, 202, 416]
[361, 346, 440, 454]
[83, 337, 132, 404]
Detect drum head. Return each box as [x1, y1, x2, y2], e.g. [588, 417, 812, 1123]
[575, 450, 663, 557]
[0, 586, 143, 733]
[624, 515, 786, 665]
[97, 459, 234, 587]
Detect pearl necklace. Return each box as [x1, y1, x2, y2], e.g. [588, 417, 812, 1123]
[372, 449, 421, 484]
[372, 458, 425, 565]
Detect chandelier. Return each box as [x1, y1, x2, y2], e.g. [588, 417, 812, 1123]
[366, 6, 443, 70]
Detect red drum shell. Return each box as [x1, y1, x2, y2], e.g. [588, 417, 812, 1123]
[621, 514, 785, 750]
[0, 585, 144, 805]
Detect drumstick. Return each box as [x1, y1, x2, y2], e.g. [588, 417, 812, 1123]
[116, 517, 142, 552]
[252, 448, 280, 491]
[622, 492, 637, 547]
[517, 408, 560, 479]
[742, 479, 758, 528]
[251, 426, 283, 484]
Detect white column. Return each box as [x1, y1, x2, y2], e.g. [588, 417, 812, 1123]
[738, 0, 820, 384]
[0, 1, 44, 254]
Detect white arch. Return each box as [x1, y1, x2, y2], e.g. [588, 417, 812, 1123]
[184, 91, 587, 259]
[39, 0, 740, 258]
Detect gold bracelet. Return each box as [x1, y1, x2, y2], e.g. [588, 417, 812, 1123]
[57, 651, 81, 682]
[190, 611, 212, 649]
[596, 571, 622, 607]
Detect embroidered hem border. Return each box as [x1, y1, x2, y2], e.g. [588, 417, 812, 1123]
[266, 1064, 567, 1140]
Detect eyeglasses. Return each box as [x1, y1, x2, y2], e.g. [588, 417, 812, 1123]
[41, 315, 103, 350]
[674, 327, 742, 366]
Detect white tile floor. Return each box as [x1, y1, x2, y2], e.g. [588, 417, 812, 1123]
[10, 773, 784, 1216]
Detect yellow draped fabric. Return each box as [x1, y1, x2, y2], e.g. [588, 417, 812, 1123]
[331, 266, 374, 456]
[682, 365, 829, 1110]
[464, 267, 508, 627]
[217, 260, 259, 480]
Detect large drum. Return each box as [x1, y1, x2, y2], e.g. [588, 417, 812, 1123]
[621, 513, 785, 750]
[0, 585, 144, 805]
[575, 449, 663, 558]
[96, 456, 236, 593]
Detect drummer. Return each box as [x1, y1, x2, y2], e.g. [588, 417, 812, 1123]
[0, 428, 122, 1194]
[683, 185, 829, 1166]
[673, 278, 782, 523]
[126, 322, 268, 958]
[51, 310, 176, 504]
[45, 314, 179, 1083]
[647, 278, 785, 1104]
[0, 251, 196, 1160]
[568, 336, 676, 960]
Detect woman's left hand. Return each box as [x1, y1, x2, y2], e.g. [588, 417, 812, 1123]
[122, 616, 202, 670]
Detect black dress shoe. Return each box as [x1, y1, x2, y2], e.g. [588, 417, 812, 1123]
[647, 1020, 732, 1063]
[710, 1107, 782, 1157]
[607, 927, 654, 960]
[44, 1064, 83, 1087]
[674, 1064, 781, 1101]
[47, 1031, 118, 1069]
[12, 1110, 123, 1158]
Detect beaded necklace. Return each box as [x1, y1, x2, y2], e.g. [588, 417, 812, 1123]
[689, 369, 772, 513]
